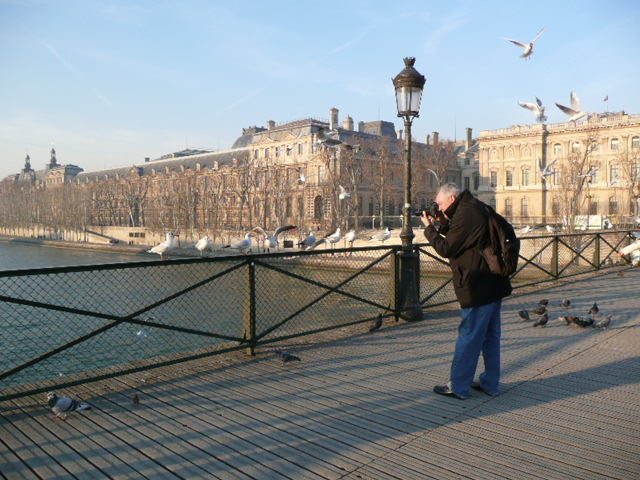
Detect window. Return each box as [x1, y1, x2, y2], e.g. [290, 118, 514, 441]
[611, 138, 620, 151]
[522, 168, 530, 186]
[589, 199, 598, 215]
[504, 199, 513, 217]
[286, 145, 292, 156]
[553, 144, 562, 156]
[632, 136, 640, 150]
[464, 156, 470, 166]
[609, 196, 618, 215]
[632, 164, 640, 181]
[571, 141, 580, 153]
[264, 148, 270, 158]
[552, 199, 560, 216]
[298, 143, 304, 155]
[552, 168, 560, 185]
[521, 197, 529, 217]
[505, 169, 513, 187]
[610, 164, 620, 183]
[285, 197, 292, 217]
[489, 198, 496, 210]
[464, 176, 470, 190]
[490, 171, 498, 188]
[254, 150, 259, 159]
[591, 168, 599, 184]
[318, 165, 326, 182]
[275, 146, 281, 157]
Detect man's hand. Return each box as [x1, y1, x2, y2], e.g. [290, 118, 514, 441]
[421, 211, 433, 228]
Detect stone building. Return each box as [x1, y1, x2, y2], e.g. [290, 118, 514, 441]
[4, 148, 84, 186]
[477, 112, 640, 228]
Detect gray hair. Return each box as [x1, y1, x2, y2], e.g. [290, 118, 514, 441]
[437, 183, 461, 199]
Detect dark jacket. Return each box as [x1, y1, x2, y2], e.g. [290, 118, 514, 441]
[424, 190, 512, 308]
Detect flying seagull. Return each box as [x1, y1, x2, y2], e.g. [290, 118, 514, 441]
[518, 97, 547, 122]
[538, 157, 557, 180]
[338, 185, 351, 200]
[298, 170, 316, 184]
[504, 27, 547, 59]
[46, 392, 91, 420]
[426, 168, 440, 185]
[369, 314, 383, 332]
[252, 225, 296, 252]
[275, 350, 301, 365]
[555, 91, 588, 122]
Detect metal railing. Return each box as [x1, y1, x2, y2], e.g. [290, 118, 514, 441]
[0, 230, 635, 400]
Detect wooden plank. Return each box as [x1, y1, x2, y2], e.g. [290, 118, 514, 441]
[0, 436, 40, 480]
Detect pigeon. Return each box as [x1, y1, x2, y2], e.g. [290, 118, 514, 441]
[561, 299, 571, 308]
[533, 314, 549, 327]
[504, 27, 547, 59]
[532, 305, 547, 316]
[298, 231, 316, 249]
[369, 227, 393, 244]
[132, 394, 140, 405]
[518, 97, 547, 122]
[275, 350, 301, 365]
[338, 185, 351, 200]
[555, 92, 588, 122]
[369, 314, 383, 332]
[46, 392, 91, 420]
[588, 302, 599, 315]
[573, 317, 594, 328]
[518, 310, 530, 321]
[538, 299, 549, 306]
[593, 315, 612, 329]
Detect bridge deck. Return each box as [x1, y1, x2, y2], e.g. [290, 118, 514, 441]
[2, 269, 639, 479]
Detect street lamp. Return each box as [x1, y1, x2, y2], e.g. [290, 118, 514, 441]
[393, 57, 426, 321]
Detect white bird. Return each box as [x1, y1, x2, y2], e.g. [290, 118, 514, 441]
[325, 227, 342, 247]
[306, 238, 326, 250]
[344, 229, 357, 247]
[46, 392, 91, 420]
[426, 168, 440, 185]
[504, 27, 547, 59]
[545, 225, 557, 233]
[222, 233, 255, 253]
[194, 235, 214, 256]
[338, 185, 351, 200]
[148, 232, 177, 260]
[518, 97, 547, 123]
[298, 231, 316, 249]
[252, 225, 297, 252]
[538, 157, 557, 180]
[555, 92, 588, 122]
[370, 227, 393, 244]
[298, 171, 316, 184]
[520, 225, 533, 234]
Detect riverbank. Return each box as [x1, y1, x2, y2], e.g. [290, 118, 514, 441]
[0, 235, 151, 255]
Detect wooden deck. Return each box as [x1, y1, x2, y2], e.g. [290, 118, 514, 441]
[2, 269, 639, 479]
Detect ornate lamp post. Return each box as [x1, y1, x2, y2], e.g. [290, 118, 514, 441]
[393, 57, 426, 321]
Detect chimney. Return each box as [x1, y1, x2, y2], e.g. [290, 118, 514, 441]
[425, 134, 430, 145]
[343, 115, 354, 131]
[329, 107, 339, 130]
[267, 120, 275, 130]
[433, 131, 439, 147]
[397, 129, 403, 141]
[466, 128, 473, 151]
[144, 157, 150, 163]
[358, 121, 365, 133]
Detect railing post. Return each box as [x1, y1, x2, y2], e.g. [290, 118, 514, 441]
[550, 236, 559, 279]
[243, 261, 256, 356]
[390, 248, 400, 322]
[593, 233, 600, 269]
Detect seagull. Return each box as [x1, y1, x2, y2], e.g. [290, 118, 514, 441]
[518, 97, 547, 122]
[504, 27, 547, 59]
[518, 310, 530, 321]
[298, 231, 316, 249]
[593, 315, 612, 329]
[344, 229, 357, 247]
[531, 305, 547, 316]
[561, 299, 571, 308]
[298, 170, 316, 184]
[555, 92, 588, 122]
[369, 314, 383, 332]
[252, 225, 297, 252]
[194, 235, 214, 256]
[533, 314, 549, 327]
[538, 157, 557, 180]
[545, 225, 557, 234]
[426, 168, 440, 185]
[577, 166, 596, 179]
[46, 392, 91, 420]
[325, 227, 342, 247]
[222, 232, 255, 254]
[519, 225, 533, 234]
[316, 127, 342, 146]
[307, 237, 326, 250]
[148, 232, 177, 260]
[275, 350, 301, 365]
[338, 185, 351, 200]
[369, 227, 393, 244]
[588, 302, 599, 315]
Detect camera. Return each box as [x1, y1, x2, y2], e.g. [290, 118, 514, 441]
[413, 200, 441, 218]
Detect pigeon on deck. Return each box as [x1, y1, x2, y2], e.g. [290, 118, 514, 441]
[46, 392, 91, 420]
[369, 314, 383, 332]
[533, 314, 549, 327]
[573, 317, 594, 328]
[518, 310, 530, 321]
[538, 299, 549, 306]
[593, 315, 612, 329]
[588, 302, 599, 315]
[531, 305, 547, 316]
[561, 299, 571, 308]
[275, 350, 301, 365]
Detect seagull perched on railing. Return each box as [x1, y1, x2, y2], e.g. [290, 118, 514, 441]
[556, 91, 588, 122]
[148, 232, 177, 260]
[194, 235, 214, 256]
[369, 227, 393, 244]
[222, 232, 255, 254]
[298, 231, 316, 249]
[325, 227, 342, 247]
[519, 225, 533, 234]
[344, 229, 357, 247]
[252, 225, 296, 252]
[504, 27, 547, 59]
[518, 97, 547, 123]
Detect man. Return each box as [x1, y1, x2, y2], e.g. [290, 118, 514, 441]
[421, 184, 512, 399]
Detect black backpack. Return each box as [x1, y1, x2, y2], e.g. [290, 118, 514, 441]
[480, 205, 520, 277]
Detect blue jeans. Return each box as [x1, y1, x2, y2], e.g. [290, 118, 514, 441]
[449, 299, 502, 398]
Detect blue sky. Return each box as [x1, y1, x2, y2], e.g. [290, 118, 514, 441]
[1, 0, 638, 178]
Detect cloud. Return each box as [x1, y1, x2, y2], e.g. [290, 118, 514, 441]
[422, 10, 468, 55]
